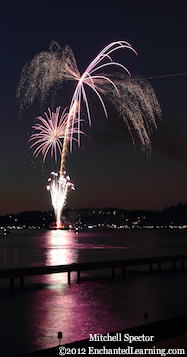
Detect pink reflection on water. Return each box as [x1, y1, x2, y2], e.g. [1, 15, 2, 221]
[27, 279, 137, 352]
[45, 230, 78, 266]
[42, 230, 78, 285]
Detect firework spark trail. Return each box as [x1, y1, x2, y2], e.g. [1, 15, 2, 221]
[104, 73, 162, 155]
[63, 41, 137, 149]
[17, 40, 161, 156]
[16, 41, 80, 117]
[59, 100, 79, 175]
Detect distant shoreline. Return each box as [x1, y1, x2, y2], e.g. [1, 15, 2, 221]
[2, 202, 187, 230]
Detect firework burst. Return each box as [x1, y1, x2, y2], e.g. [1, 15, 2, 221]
[29, 104, 81, 228]
[29, 105, 83, 162]
[46, 171, 75, 229]
[17, 40, 161, 155]
[18, 40, 162, 228]
[16, 41, 80, 117]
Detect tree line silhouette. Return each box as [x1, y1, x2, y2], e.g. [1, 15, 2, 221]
[1, 202, 187, 228]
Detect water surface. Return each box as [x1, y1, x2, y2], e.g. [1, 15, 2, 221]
[1, 229, 187, 356]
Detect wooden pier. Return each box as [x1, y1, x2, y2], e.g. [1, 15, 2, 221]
[0, 255, 187, 289]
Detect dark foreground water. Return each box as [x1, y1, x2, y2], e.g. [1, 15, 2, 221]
[1, 228, 187, 356]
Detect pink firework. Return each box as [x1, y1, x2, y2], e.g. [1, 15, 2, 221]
[29, 106, 83, 162]
[66, 41, 137, 148]
[18, 40, 161, 155]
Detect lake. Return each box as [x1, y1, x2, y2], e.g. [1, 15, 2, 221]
[1, 228, 187, 356]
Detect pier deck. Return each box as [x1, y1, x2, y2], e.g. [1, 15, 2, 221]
[0, 255, 187, 288]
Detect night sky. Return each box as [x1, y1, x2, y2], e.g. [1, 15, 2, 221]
[1, 0, 187, 216]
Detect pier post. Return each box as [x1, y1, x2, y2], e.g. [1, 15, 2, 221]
[20, 277, 24, 289]
[77, 270, 80, 283]
[68, 271, 71, 285]
[11, 278, 14, 291]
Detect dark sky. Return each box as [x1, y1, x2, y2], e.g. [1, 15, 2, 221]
[1, 0, 187, 216]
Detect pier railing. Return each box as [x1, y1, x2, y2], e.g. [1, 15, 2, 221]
[0, 255, 187, 289]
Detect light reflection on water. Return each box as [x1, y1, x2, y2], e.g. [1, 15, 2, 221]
[45, 230, 78, 266]
[43, 230, 78, 285]
[1, 229, 187, 356]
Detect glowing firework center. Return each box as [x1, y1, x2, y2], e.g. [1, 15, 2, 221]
[46, 172, 75, 229]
